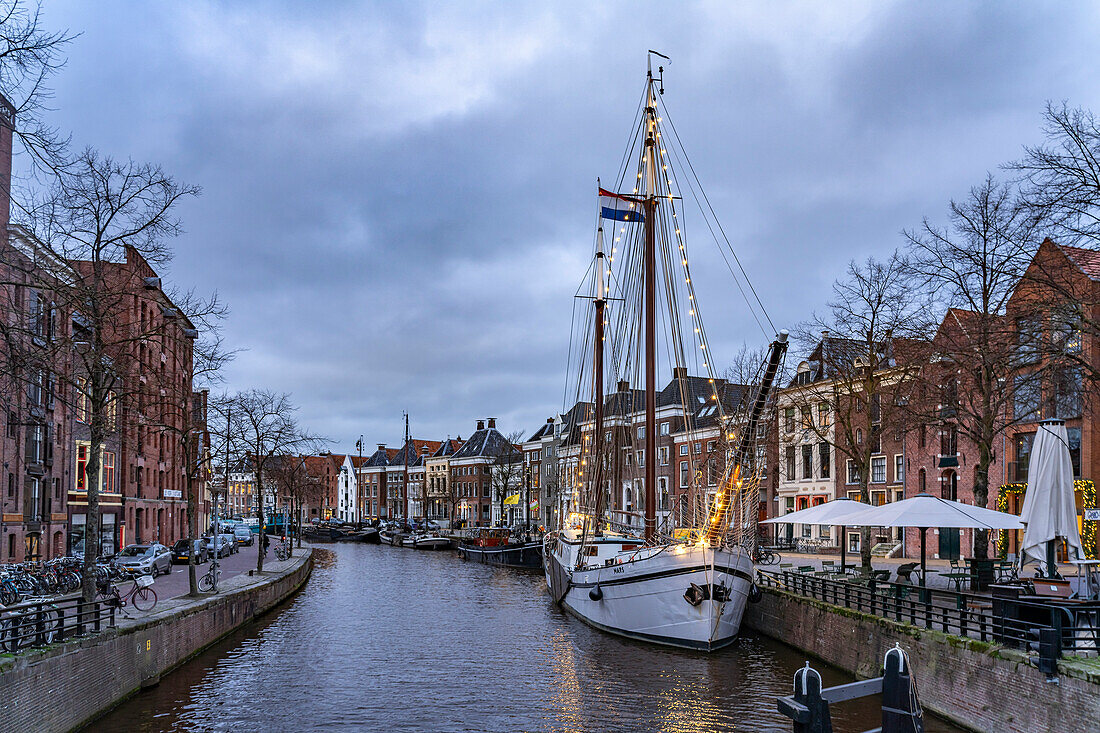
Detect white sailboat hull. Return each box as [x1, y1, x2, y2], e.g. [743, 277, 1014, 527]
[546, 539, 754, 651]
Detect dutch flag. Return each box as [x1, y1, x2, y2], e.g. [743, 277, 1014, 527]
[599, 187, 644, 223]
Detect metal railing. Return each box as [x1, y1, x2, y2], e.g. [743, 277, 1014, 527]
[758, 569, 1100, 660]
[0, 593, 116, 653]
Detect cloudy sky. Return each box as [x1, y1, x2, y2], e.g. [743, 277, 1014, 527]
[31, 1, 1100, 452]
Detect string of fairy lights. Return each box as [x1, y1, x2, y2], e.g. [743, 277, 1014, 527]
[562, 72, 775, 545]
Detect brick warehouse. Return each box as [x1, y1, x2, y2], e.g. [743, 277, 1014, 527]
[0, 91, 203, 560]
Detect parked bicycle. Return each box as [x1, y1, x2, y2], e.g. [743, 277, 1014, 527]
[198, 563, 221, 593]
[752, 546, 781, 566]
[274, 537, 291, 561]
[96, 570, 157, 613]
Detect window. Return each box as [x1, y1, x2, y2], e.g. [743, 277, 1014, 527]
[659, 446, 669, 466]
[894, 455, 904, 484]
[1013, 373, 1041, 421]
[919, 425, 926, 448]
[707, 440, 716, 453]
[105, 391, 117, 431]
[847, 460, 861, 485]
[637, 426, 645, 439]
[77, 445, 88, 491]
[659, 421, 669, 436]
[694, 442, 702, 454]
[918, 468, 926, 493]
[870, 456, 886, 483]
[800, 406, 812, 429]
[870, 394, 881, 424]
[679, 444, 688, 456]
[870, 425, 881, 454]
[1015, 433, 1035, 482]
[940, 424, 957, 457]
[818, 403, 830, 428]
[7, 473, 13, 498]
[801, 444, 813, 479]
[1053, 368, 1083, 419]
[658, 477, 669, 511]
[818, 443, 830, 479]
[679, 461, 690, 487]
[1068, 427, 1082, 478]
[1016, 316, 1041, 362]
[856, 428, 863, 445]
[784, 408, 795, 433]
[103, 452, 115, 492]
[755, 444, 768, 473]
[785, 446, 795, 480]
[637, 450, 645, 468]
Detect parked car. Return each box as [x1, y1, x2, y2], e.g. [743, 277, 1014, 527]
[204, 535, 235, 559]
[171, 539, 209, 565]
[114, 544, 172, 576]
[233, 525, 255, 547]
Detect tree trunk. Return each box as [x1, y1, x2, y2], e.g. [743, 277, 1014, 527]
[255, 466, 265, 573]
[972, 446, 993, 561]
[186, 440, 199, 596]
[81, 420, 103, 603]
[859, 479, 873, 573]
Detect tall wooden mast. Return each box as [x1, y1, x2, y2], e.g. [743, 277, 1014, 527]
[591, 224, 608, 535]
[403, 411, 409, 521]
[643, 68, 658, 543]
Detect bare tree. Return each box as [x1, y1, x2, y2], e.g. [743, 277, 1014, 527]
[903, 175, 1046, 560]
[1011, 102, 1100, 390]
[0, 0, 76, 177]
[224, 390, 321, 572]
[19, 150, 199, 601]
[786, 253, 927, 571]
[267, 454, 322, 550]
[490, 430, 524, 527]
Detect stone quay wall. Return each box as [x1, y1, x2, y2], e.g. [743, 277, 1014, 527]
[0, 549, 313, 732]
[744, 587, 1100, 733]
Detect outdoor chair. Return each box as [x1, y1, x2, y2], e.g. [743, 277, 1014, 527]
[940, 559, 970, 592]
[797, 565, 815, 574]
[896, 562, 920, 584]
[995, 561, 1018, 582]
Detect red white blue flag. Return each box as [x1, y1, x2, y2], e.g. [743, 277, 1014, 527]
[599, 187, 644, 222]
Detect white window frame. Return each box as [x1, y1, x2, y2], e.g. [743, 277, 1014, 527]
[870, 456, 886, 484]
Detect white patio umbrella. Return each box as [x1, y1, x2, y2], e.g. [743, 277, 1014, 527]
[1020, 420, 1084, 577]
[762, 498, 875, 573]
[850, 494, 1024, 586]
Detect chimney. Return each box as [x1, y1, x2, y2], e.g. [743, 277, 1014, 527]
[672, 366, 687, 380]
[821, 330, 829, 340]
[487, 417, 497, 429]
[0, 94, 14, 242]
[618, 379, 630, 392]
[377, 443, 386, 452]
[476, 420, 485, 431]
[546, 417, 554, 424]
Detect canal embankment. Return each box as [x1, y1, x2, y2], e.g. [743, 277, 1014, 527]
[744, 585, 1100, 733]
[0, 547, 313, 733]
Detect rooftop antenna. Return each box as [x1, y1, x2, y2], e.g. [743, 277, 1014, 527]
[648, 50, 670, 94]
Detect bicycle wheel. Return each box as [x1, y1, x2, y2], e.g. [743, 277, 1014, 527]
[198, 573, 215, 593]
[131, 586, 157, 612]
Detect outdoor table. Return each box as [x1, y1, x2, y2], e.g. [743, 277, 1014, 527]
[1068, 559, 1100, 601]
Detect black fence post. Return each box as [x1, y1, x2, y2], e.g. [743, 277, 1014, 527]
[75, 599, 85, 636]
[881, 646, 925, 733]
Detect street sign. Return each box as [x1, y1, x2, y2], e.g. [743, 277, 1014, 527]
[1084, 508, 1100, 522]
[164, 489, 182, 499]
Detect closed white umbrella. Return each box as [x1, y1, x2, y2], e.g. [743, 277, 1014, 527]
[1020, 420, 1083, 577]
[762, 499, 875, 573]
[848, 494, 1023, 586]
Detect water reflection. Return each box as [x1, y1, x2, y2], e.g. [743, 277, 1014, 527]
[91, 544, 960, 733]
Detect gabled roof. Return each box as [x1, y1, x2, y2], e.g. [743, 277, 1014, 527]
[390, 439, 442, 468]
[350, 455, 371, 468]
[303, 454, 338, 478]
[1055, 242, 1100, 281]
[451, 428, 520, 460]
[362, 447, 398, 468]
[430, 439, 463, 458]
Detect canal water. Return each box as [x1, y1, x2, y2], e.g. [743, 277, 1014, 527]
[94, 544, 962, 732]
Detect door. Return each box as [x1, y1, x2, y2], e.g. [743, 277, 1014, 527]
[938, 528, 960, 560]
